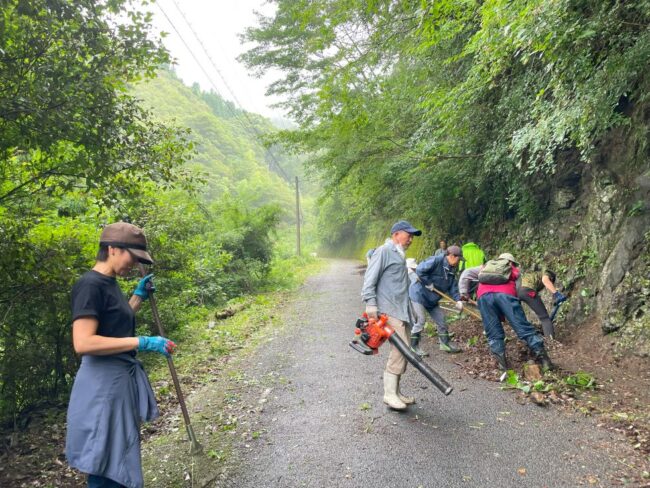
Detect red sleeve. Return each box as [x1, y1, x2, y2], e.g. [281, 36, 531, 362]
[511, 265, 520, 281]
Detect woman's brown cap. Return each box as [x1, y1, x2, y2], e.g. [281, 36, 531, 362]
[99, 222, 153, 264]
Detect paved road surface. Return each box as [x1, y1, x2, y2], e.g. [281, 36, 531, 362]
[221, 260, 617, 487]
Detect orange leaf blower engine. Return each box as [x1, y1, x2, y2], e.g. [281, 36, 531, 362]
[350, 313, 393, 355]
[349, 313, 453, 396]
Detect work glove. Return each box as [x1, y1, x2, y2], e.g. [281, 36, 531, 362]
[460, 294, 470, 302]
[553, 291, 568, 305]
[134, 274, 155, 300]
[455, 301, 464, 312]
[365, 305, 378, 320]
[138, 336, 176, 357]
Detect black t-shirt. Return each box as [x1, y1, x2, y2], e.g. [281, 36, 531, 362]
[71, 270, 136, 338]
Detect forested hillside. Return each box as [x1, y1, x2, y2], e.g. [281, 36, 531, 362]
[132, 69, 305, 210]
[0, 0, 311, 429]
[241, 0, 650, 355]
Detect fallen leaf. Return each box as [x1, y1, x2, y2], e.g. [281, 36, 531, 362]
[530, 392, 546, 406]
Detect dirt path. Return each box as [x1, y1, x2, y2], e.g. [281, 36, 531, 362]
[215, 259, 632, 488]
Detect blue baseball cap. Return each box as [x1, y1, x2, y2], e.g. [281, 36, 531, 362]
[390, 220, 422, 236]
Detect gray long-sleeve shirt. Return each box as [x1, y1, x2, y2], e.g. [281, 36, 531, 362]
[459, 265, 482, 295]
[361, 239, 411, 322]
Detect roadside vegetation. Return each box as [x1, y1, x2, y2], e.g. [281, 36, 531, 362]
[0, 0, 316, 442]
[241, 0, 650, 247]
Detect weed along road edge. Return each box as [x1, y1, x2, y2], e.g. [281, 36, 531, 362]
[202, 259, 630, 488]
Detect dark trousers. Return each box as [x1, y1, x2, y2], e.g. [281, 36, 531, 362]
[518, 287, 554, 337]
[88, 475, 126, 488]
[478, 293, 545, 355]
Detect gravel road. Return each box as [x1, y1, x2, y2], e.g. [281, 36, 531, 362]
[220, 259, 619, 488]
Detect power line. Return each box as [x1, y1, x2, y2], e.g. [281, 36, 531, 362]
[158, 0, 291, 182]
[167, 0, 290, 181]
[155, 3, 250, 134]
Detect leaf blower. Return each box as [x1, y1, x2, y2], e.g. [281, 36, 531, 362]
[350, 313, 453, 396]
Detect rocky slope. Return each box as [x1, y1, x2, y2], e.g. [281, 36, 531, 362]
[501, 111, 650, 358]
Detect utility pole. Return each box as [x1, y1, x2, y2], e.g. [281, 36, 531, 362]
[295, 176, 301, 257]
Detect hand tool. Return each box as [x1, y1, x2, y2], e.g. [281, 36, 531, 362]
[428, 285, 482, 320]
[137, 263, 203, 454]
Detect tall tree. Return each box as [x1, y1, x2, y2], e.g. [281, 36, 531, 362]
[0, 0, 193, 426]
[0, 0, 193, 210]
[241, 0, 650, 243]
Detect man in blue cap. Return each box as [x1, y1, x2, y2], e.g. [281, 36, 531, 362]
[362, 220, 422, 410]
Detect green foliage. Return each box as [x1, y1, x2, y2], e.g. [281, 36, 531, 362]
[503, 370, 531, 393]
[502, 370, 552, 394]
[575, 247, 600, 280]
[132, 69, 303, 211]
[564, 371, 596, 389]
[628, 200, 645, 217]
[0, 2, 315, 427]
[0, 0, 194, 212]
[0, 0, 193, 427]
[241, 0, 650, 248]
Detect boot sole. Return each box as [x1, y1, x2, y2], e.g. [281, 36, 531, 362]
[383, 399, 407, 410]
[440, 347, 461, 353]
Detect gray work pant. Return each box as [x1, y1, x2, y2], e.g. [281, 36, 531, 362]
[411, 301, 447, 337]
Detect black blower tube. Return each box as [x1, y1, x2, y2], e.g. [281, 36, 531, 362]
[389, 334, 453, 396]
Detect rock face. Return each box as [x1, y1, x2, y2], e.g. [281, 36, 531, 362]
[490, 119, 650, 358]
[599, 208, 650, 335]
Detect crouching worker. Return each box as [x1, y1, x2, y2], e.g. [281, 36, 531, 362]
[477, 253, 553, 372]
[66, 222, 176, 488]
[409, 245, 464, 353]
[517, 268, 567, 339]
[362, 220, 421, 410]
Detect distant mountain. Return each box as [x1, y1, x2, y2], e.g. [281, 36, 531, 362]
[269, 116, 297, 130]
[131, 69, 301, 212]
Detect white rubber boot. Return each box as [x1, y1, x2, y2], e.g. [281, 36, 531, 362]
[397, 375, 415, 405]
[383, 372, 407, 410]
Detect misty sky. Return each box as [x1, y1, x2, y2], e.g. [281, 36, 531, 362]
[149, 0, 285, 119]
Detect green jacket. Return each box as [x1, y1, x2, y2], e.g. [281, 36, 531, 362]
[459, 242, 485, 272]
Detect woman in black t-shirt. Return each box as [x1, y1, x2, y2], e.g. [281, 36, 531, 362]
[66, 222, 176, 488]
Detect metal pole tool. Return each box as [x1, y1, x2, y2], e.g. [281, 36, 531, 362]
[138, 264, 202, 454]
[428, 285, 483, 320]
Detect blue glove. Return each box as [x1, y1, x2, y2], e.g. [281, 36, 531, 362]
[134, 274, 155, 300]
[553, 291, 568, 305]
[137, 336, 176, 357]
